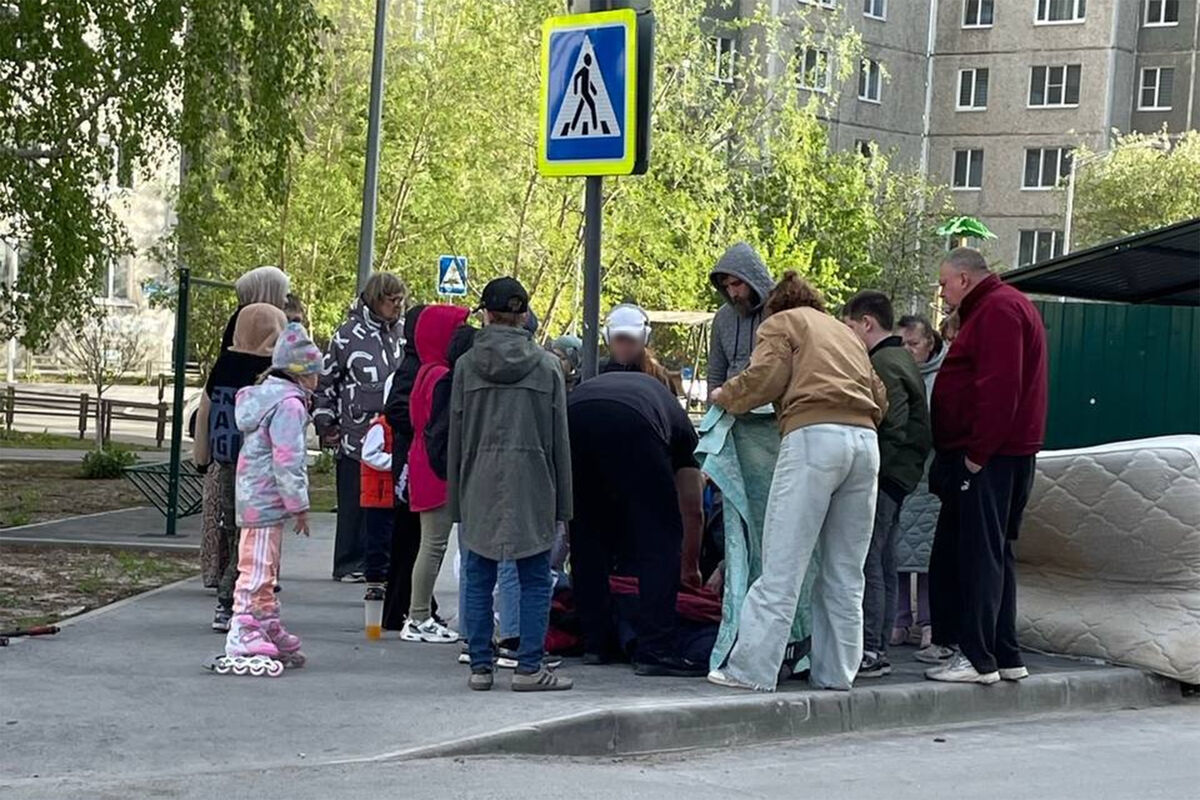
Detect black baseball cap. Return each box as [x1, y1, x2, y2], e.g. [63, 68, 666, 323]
[477, 277, 530, 314]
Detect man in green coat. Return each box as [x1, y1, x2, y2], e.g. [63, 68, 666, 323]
[844, 290, 932, 678]
[448, 277, 573, 693]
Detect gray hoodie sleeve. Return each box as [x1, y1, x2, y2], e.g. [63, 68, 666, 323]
[550, 366, 573, 522]
[707, 320, 730, 393]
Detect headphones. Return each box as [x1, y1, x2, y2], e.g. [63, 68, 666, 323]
[602, 303, 651, 346]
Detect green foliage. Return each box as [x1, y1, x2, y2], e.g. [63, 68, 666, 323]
[80, 446, 137, 479]
[0, 1, 329, 348]
[1070, 129, 1200, 249]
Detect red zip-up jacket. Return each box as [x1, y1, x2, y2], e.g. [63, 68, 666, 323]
[931, 274, 1048, 466]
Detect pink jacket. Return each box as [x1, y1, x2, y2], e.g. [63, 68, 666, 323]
[407, 305, 469, 512]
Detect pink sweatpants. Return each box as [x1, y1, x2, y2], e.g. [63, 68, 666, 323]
[233, 525, 282, 617]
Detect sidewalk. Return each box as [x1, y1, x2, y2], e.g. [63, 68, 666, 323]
[0, 507, 201, 549]
[0, 514, 1182, 789]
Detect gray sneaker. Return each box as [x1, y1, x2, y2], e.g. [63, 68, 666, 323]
[512, 668, 573, 692]
[468, 670, 494, 691]
[914, 644, 956, 664]
[925, 653, 1000, 685]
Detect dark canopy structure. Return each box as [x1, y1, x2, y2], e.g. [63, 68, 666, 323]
[1002, 218, 1200, 306]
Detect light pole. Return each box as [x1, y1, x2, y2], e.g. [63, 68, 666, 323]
[356, 0, 389, 292]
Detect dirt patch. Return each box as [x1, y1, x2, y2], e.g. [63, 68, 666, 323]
[0, 461, 146, 527]
[0, 545, 198, 629]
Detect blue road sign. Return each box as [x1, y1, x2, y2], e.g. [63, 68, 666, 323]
[437, 255, 468, 297]
[539, 9, 637, 177]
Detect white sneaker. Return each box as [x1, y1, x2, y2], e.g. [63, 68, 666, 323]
[400, 617, 460, 644]
[914, 644, 957, 664]
[707, 669, 758, 691]
[925, 653, 1000, 685]
[999, 666, 1029, 681]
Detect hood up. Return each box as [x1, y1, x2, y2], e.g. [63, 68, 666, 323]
[236, 376, 307, 434]
[469, 325, 543, 385]
[414, 305, 470, 366]
[709, 242, 775, 313]
[920, 339, 948, 379]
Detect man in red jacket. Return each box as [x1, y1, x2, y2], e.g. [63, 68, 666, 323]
[919, 248, 1048, 685]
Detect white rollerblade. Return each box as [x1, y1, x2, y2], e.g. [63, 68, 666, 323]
[204, 613, 285, 677]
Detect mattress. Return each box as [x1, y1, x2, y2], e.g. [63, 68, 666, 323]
[1016, 435, 1200, 684]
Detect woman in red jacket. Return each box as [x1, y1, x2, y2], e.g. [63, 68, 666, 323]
[402, 304, 470, 643]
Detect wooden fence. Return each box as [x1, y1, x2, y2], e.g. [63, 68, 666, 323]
[0, 385, 172, 447]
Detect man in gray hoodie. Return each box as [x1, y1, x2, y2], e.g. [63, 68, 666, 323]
[707, 242, 776, 397]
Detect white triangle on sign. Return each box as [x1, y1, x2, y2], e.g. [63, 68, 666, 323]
[441, 261, 464, 288]
[550, 35, 621, 140]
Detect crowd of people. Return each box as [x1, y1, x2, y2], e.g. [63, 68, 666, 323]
[193, 241, 1048, 692]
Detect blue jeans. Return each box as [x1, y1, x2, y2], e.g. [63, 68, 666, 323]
[464, 548, 552, 674]
[457, 529, 521, 640]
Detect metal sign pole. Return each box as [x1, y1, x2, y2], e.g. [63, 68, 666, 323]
[581, 176, 604, 379]
[165, 265, 190, 537]
[356, 0, 389, 292]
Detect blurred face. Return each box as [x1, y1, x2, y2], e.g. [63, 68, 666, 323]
[720, 275, 754, 312]
[298, 372, 320, 392]
[608, 333, 644, 366]
[902, 325, 934, 363]
[842, 315, 870, 346]
[938, 263, 973, 310]
[373, 293, 404, 323]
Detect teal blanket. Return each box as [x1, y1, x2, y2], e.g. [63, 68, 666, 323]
[696, 407, 815, 675]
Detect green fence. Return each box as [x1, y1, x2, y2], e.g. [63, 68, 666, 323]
[1035, 300, 1200, 450]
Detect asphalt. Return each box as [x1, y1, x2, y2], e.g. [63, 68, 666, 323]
[0, 507, 201, 550]
[0, 514, 1185, 793]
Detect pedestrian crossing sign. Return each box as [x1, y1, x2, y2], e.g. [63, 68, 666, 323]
[539, 9, 637, 177]
[437, 255, 468, 297]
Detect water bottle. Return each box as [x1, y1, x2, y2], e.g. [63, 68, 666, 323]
[364, 585, 384, 640]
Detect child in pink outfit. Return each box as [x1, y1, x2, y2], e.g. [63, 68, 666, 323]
[224, 323, 323, 666]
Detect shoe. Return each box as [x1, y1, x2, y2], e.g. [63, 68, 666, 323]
[495, 645, 563, 671]
[582, 652, 611, 666]
[512, 668, 573, 692]
[706, 669, 757, 691]
[918, 625, 933, 649]
[857, 651, 892, 679]
[633, 657, 708, 678]
[458, 643, 470, 665]
[224, 614, 280, 659]
[889, 627, 908, 647]
[211, 605, 232, 633]
[400, 617, 460, 644]
[925, 653, 1000, 685]
[999, 666, 1029, 681]
[336, 572, 366, 583]
[914, 644, 957, 664]
[469, 669, 494, 691]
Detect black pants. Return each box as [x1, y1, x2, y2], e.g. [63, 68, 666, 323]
[568, 400, 682, 664]
[332, 455, 365, 578]
[382, 503, 426, 629]
[928, 452, 1035, 674]
[362, 507, 393, 584]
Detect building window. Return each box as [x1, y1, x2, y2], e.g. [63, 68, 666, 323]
[856, 139, 874, 158]
[858, 58, 882, 103]
[863, 0, 886, 19]
[1018, 230, 1065, 266]
[1036, 0, 1086, 24]
[1139, 67, 1175, 110]
[962, 0, 995, 27]
[953, 149, 984, 189]
[1029, 64, 1082, 107]
[957, 68, 989, 110]
[1144, 0, 1180, 26]
[1022, 147, 1073, 189]
[99, 256, 132, 301]
[800, 0, 838, 8]
[797, 46, 830, 92]
[711, 37, 736, 84]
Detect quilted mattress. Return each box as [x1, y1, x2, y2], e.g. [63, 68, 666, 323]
[1016, 435, 1200, 684]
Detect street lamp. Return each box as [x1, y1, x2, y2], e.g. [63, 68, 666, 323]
[1062, 138, 1168, 255]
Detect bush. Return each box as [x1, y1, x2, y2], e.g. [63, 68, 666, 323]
[311, 449, 335, 475]
[81, 447, 138, 479]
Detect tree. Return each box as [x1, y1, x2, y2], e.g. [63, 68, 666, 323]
[55, 314, 147, 447]
[1069, 129, 1200, 249]
[0, 1, 329, 348]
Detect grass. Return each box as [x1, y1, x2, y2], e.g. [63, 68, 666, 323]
[0, 428, 159, 451]
[308, 463, 336, 513]
[0, 461, 146, 527]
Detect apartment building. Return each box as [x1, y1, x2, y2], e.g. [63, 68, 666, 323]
[711, 0, 1199, 268]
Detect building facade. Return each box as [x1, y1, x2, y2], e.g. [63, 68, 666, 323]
[714, 0, 1199, 268]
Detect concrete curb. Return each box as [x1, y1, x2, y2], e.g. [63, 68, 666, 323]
[353, 667, 1181, 762]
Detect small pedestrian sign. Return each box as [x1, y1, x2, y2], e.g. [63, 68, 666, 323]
[437, 255, 468, 297]
[539, 9, 637, 177]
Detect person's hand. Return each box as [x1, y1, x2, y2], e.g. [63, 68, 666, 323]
[710, 387, 726, 408]
[964, 457, 983, 474]
[704, 562, 725, 595]
[681, 565, 704, 592]
[293, 512, 310, 537]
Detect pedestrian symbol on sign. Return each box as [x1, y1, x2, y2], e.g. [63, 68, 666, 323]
[437, 255, 468, 297]
[551, 36, 620, 140]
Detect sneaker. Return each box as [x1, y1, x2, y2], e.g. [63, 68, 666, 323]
[400, 617, 460, 644]
[925, 653, 999, 685]
[512, 668, 573, 692]
[706, 669, 757, 691]
[999, 666, 1029, 681]
[857, 651, 892, 679]
[889, 627, 909, 647]
[469, 669, 494, 691]
[211, 605, 232, 633]
[633, 656, 708, 678]
[914, 643, 957, 665]
[495, 645, 563, 671]
[458, 643, 470, 665]
[336, 572, 366, 584]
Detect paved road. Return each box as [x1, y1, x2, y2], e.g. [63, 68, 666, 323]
[4, 704, 1196, 799]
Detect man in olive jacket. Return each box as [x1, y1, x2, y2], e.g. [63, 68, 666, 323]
[448, 277, 573, 692]
[844, 290, 932, 678]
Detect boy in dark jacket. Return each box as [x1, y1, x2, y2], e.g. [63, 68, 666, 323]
[448, 278, 573, 692]
[843, 290, 932, 678]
